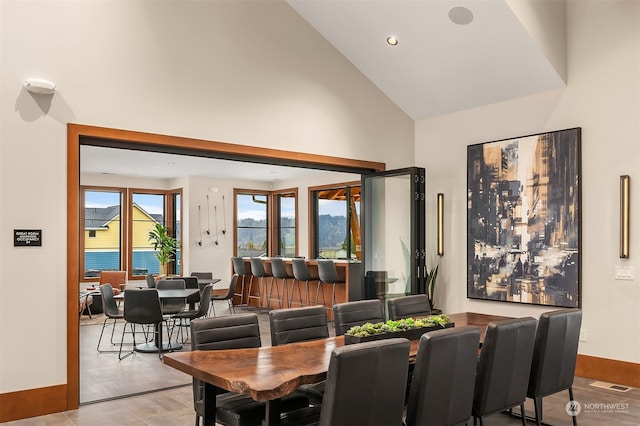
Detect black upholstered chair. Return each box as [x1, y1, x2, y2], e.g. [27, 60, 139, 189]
[191, 271, 213, 280]
[281, 338, 411, 426]
[210, 274, 239, 316]
[173, 284, 213, 343]
[387, 294, 431, 320]
[527, 309, 582, 426]
[96, 284, 125, 352]
[405, 326, 481, 426]
[178, 276, 201, 309]
[269, 305, 329, 346]
[472, 317, 537, 426]
[231, 257, 248, 308]
[317, 259, 345, 320]
[269, 305, 330, 405]
[267, 257, 289, 310]
[332, 299, 385, 336]
[190, 314, 308, 426]
[156, 278, 187, 315]
[146, 273, 156, 288]
[119, 288, 164, 360]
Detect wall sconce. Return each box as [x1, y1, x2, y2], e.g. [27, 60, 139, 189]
[437, 193, 444, 256]
[620, 175, 630, 258]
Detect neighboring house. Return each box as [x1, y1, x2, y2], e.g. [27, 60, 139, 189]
[84, 204, 166, 276]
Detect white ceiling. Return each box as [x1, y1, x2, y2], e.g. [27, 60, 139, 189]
[82, 0, 566, 180]
[287, 0, 565, 120]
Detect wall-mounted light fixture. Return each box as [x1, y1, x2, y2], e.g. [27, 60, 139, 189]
[620, 175, 630, 258]
[24, 78, 56, 95]
[437, 193, 444, 256]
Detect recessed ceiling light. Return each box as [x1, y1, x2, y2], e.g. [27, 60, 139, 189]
[386, 36, 398, 46]
[449, 6, 474, 25]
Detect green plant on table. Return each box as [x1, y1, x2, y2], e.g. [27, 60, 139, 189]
[345, 314, 451, 337]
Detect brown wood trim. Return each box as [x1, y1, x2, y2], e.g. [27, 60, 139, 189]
[71, 123, 386, 173]
[576, 354, 640, 388]
[0, 385, 68, 422]
[67, 124, 80, 410]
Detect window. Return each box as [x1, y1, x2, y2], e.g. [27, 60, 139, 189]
[276, 190, 297, 257]
[81, 186, 182, 280]
[235, 190, 269, 257]
[310, 183, 361, 260]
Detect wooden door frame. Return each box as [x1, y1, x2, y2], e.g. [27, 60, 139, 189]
[66, 123, 385, 408]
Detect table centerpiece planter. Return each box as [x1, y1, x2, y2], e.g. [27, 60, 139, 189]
[344, 315, 454, 344]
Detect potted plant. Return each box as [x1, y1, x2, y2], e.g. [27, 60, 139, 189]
[426, 264, 442, 315]
[344, 315, 453, 344]
[148, 223, 178, 276]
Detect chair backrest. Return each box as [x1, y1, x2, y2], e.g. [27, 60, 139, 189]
[99, 270, 127, 294]
[319, 338, 410, 426]
[473, 317, 537, 418]
[156, 279, 186, 314]
[250, 257, 269, 278]
[317, 259, 341, 283]
[270, 257, 291, 279]
[145, 274, 156, 288]
[99, 284, 121, 318]
[292, 258, 316, 281]
[528, 309, 582, 398]
[387, 294, 431, 320]
[190, 272, 213, 279]
[217, 274, 239, 300]
[190, 313, 261, 351]
[269, 306, 329, 346]
[193, 284, 213, 318]
[177, 276, 200, 305]
[232, 256, 246, 275]
[333, 300, 385, 336]
[406, 326, 481, 426]
[123, 288, 163, 325]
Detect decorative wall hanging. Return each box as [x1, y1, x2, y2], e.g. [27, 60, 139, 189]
[467, 127, 581, 308]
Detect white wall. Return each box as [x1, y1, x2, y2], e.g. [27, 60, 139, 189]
[417, 0, 640, 364]
[0, 1, 414, 394]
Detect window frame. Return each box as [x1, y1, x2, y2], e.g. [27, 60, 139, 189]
[272, 188, 298, 257]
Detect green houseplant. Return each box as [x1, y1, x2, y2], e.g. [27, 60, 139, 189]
[148, 223, 178, 276]
[344, 315, 453, 344]
[426, 264, 441, 314]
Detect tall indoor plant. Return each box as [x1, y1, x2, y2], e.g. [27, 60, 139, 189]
[426, 264, 441, 314]
[148, 223, 178, 276]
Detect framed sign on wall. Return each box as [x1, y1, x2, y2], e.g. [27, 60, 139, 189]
[467, 128, 581, 308]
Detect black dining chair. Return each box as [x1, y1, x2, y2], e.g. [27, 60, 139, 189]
[96, 284, 125, 353]
[173, 284, 213, 343]
[526, 308, 582, 426]
[387, 294, 431, 320]
[119, 288, 164, 360]
[280, 338, 411, 426]
[210, 274, 239, 316]
[231, 257, 248, 308]
[190, 314, 309, 426]
[405, 326, 481, 426]
[333, 299, 385, 336]
[472, 317, 537, 426]
[291, 258, 319, 308]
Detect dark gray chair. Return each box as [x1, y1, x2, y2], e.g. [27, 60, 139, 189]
[269, 305, 329, 346]
[472, 317, 537, 426]
[96, 284, 124, 352]
[231, 257, 248, 308]
[291, 258, 319, 308]
[281, 338, 411, 426]
[119, 288, 164, 360]
[179, 276, 201, 309]
[190, 314, 308, 426]
[527, 309, 582, 426]
[317, 259, 344, 320]
[406, 326, 481, 426]
[173, 284, 213, 343]
[146, 273, 156, 288]
[333, 299, 385, 336]
[156, 278, 186, 315]
[210, 274, 239, 316]
[248, 258, 270, 312]
[387, 294, 431, 320]
[266, 258, 288, 310]
[191, 271, 213, 280]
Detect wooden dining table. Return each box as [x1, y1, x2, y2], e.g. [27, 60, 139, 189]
[162, 311, 511, 426]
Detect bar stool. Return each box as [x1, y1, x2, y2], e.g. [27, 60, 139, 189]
[317, 259, 344, 322]
[231, 257, 248, 308]
[248, 257, 270, 312]
[268, 257, 290, 310]
[291, 258, 318, 308]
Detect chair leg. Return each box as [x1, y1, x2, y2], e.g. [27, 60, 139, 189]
[569, 387, 577, 426]
[532, 396, 542, 426]
[519, 403, 526, 426]
[227, 299, 235, 314]
[119, 322, 135, 360]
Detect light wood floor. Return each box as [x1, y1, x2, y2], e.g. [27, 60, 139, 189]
[5, 305, 639, 425]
